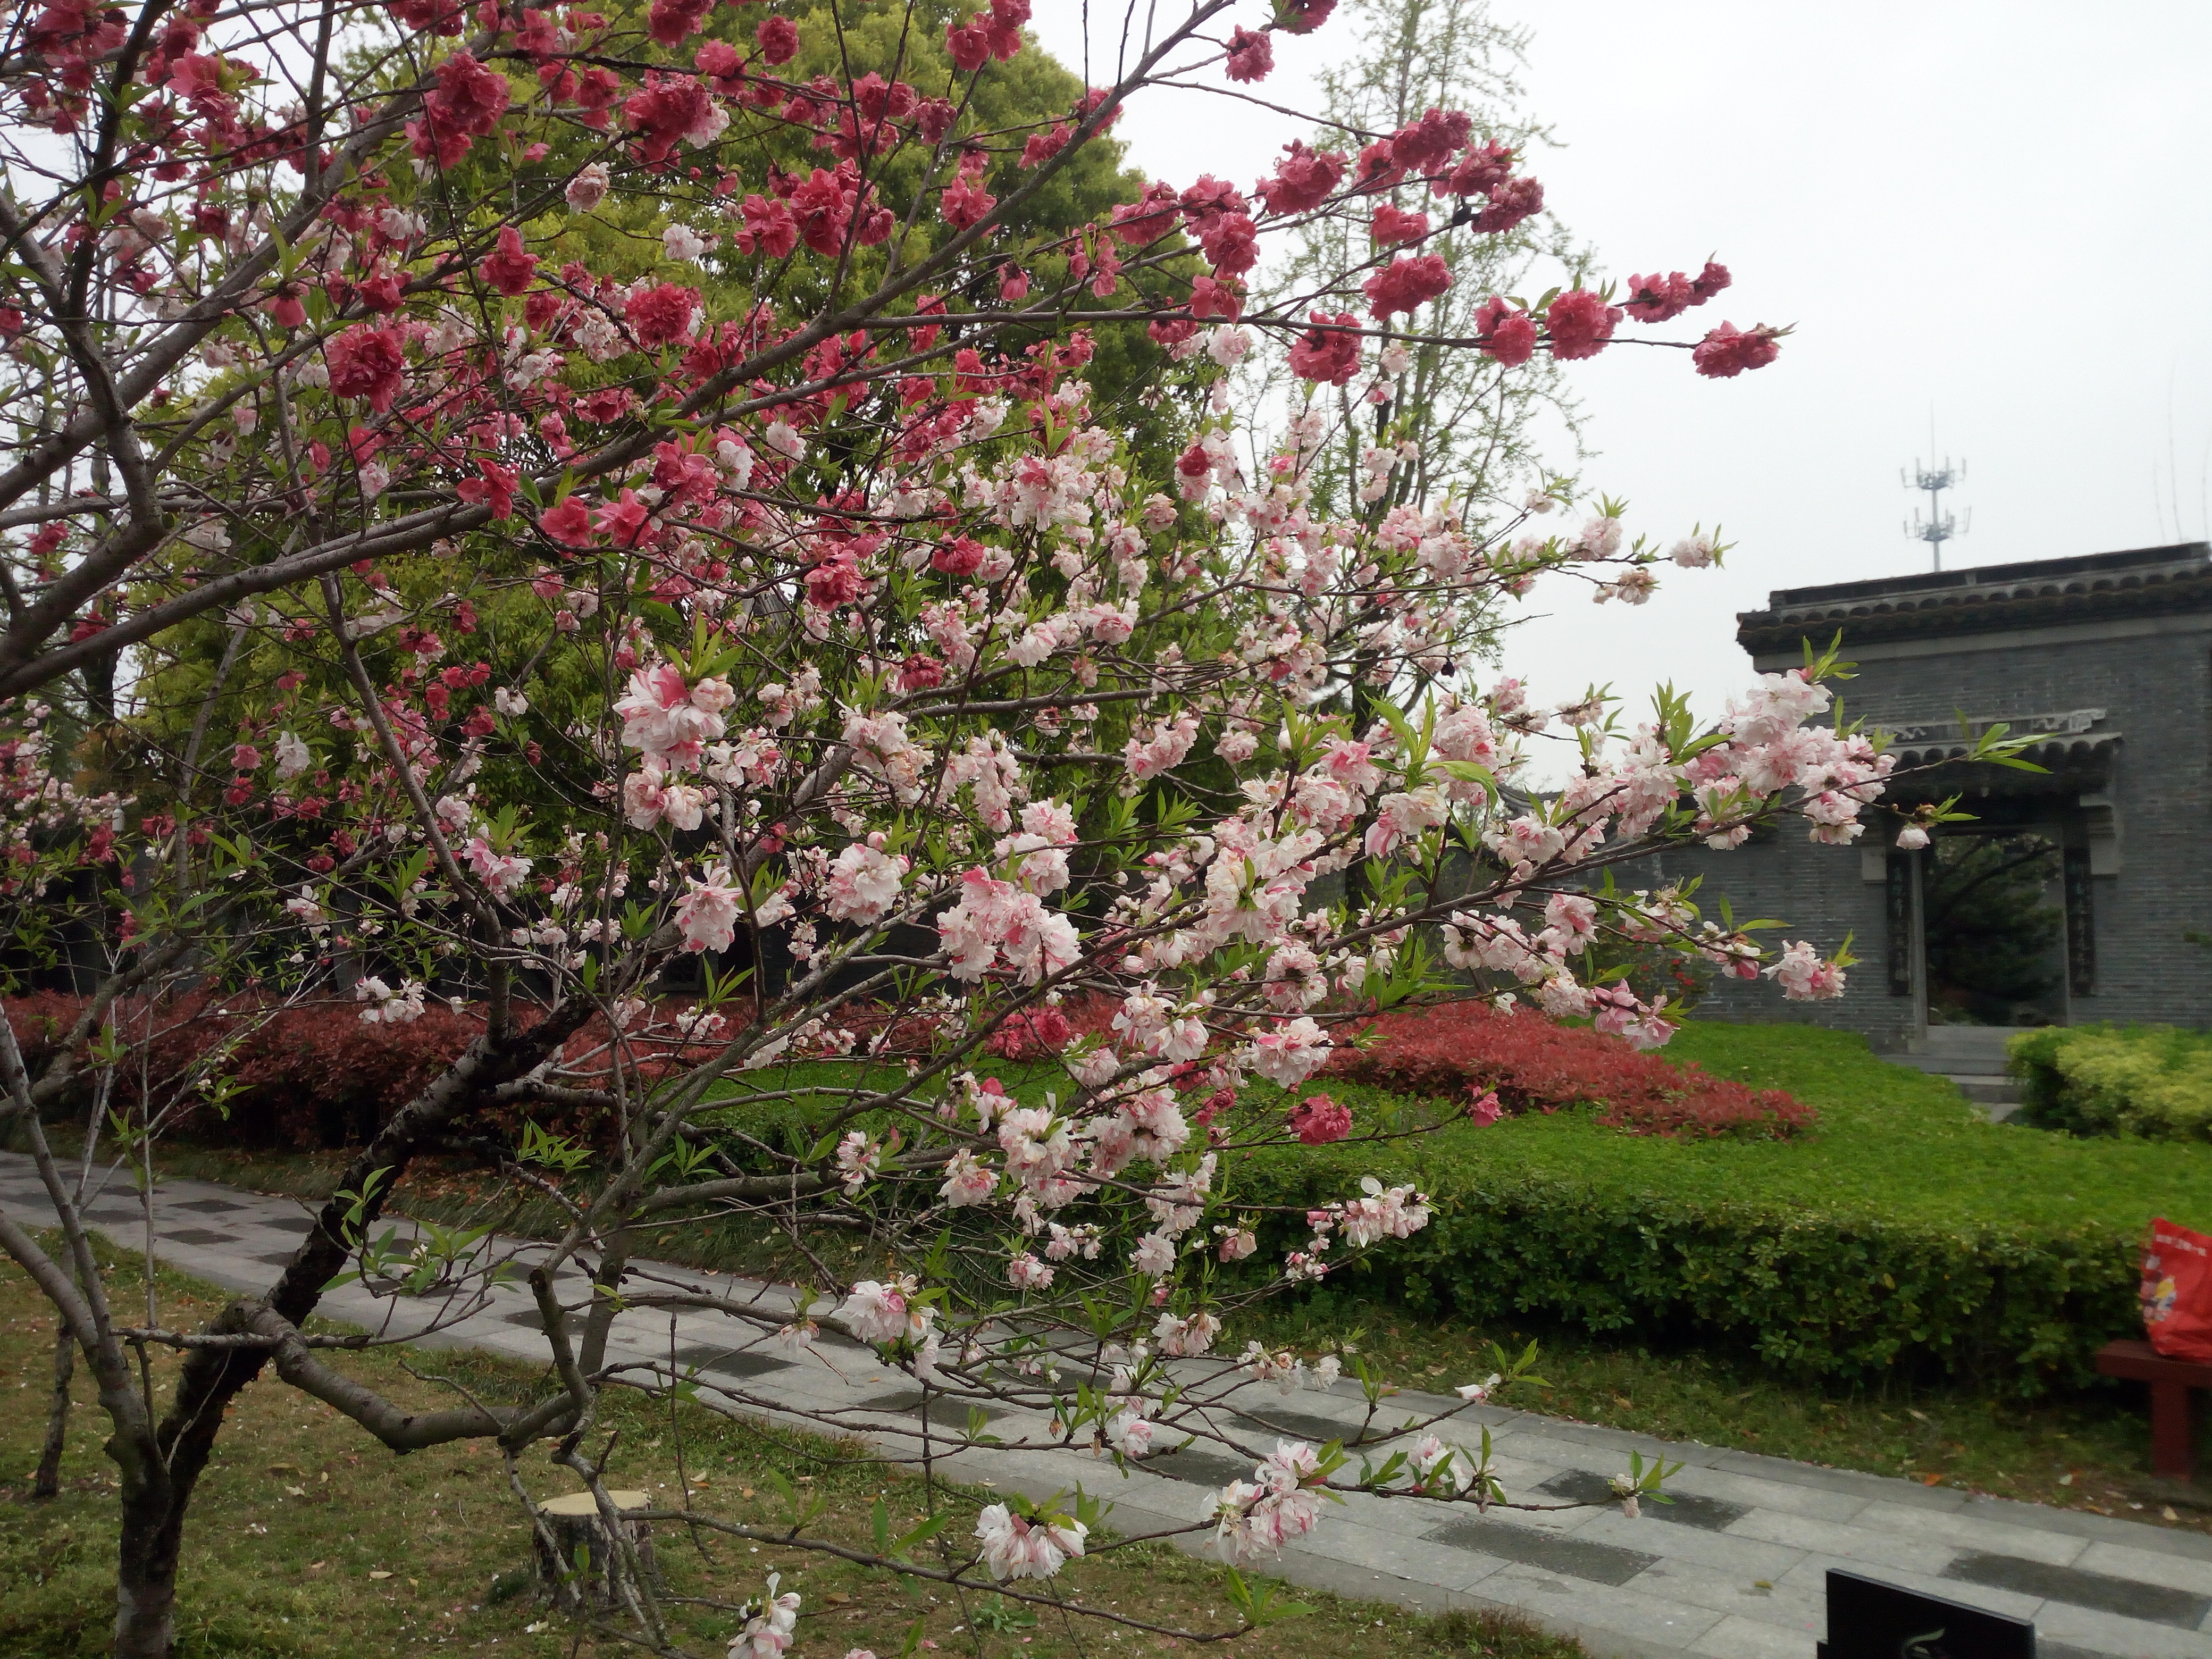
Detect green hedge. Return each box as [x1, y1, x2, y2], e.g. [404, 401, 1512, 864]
[2008, 1024, 2212, 1142]
[1230, 1023, 2212, 1395]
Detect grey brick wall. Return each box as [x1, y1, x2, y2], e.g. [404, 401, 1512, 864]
[1669, 547, 2212, 1042]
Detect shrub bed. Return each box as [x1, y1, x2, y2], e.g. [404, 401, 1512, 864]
[1326, 1002, 1815, 1139]
[2008, 1024, 2212, 1141]
[3, 992, 709, 1149]
[1242, 1021, 2212, 1394]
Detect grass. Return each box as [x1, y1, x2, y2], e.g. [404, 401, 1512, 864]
[0, 1241, 1583, 1659]
[1297, 1019, 2212, 1235]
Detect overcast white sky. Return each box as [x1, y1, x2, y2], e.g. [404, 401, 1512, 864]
[1032, 2, 2212, 736]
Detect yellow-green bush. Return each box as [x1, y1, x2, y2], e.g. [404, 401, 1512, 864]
[2009, 1024, 2212, 1141]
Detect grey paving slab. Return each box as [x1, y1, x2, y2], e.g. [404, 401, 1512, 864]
[1540, 1469, 1752, 1532]
[1941, 1551, 2210, 1629]
[1709, 1451, 1973, 1512]
[1496, 1421, 1736, 1471]
[1474, 1561, 1728, 1647]
[1574, 1513, 1806, 1582]
[1627, 1554, 1822, 1628]
[1655, 1464, 1870, 1526]
[2075, 1538, 2212, 1596]
[1724, 1509, 1962, 1579]
[1426, 1515, 1660, 1586]
[2029, 1601, 2212, 1659]
[1684, 1611, 1817, 1659]
[1855, 1498, 2090, 1568]
[1772, 1554, 2043, 1623]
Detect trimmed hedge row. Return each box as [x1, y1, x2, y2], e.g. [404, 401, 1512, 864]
[1232, 1021, 2209, 1395]
[1234, 1136, 2138, 1394]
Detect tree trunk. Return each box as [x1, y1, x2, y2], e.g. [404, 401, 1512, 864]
[105, 1006, 602, 1656]
[32, 1319, 71, 1499]
[533, 1490, 658, 1612]
[112, 1478, 183, 1659]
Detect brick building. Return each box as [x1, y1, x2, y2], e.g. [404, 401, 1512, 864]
[1654, 541, 2212, 1048]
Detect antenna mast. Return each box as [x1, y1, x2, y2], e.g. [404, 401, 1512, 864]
[1902, 421, 1968, 572]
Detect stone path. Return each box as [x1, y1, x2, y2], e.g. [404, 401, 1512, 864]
[6, 1149, 2209, 1659]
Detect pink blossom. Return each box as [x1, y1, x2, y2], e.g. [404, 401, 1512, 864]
[1468, 1088, 1503, 1126]
[1766, 940, 1846, 1000]
[462, 836, 531, 897]
[1286, 1093, 1351, 1145]
[975, 1503, 1086, 1581]
[565, 163, 610, 212]
[1283, 310, 1360, 387]
[1006, 1252, 1054, 1291]
[1545, 289, 1621, 360]
[675, 867, 742, 952]
[939, 1150, 996, 1207]
[1691, 322, 1782, 379]
[824, 841, 908, 924]
[1224, 26, 1274, 82]
[1248, 1017, 1329, 1087]
[837, 1276, 931, 1345]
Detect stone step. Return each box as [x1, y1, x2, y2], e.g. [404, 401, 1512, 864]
[1949, 1075, 2021, 1104]
[1892, 1051, 2015, 1078]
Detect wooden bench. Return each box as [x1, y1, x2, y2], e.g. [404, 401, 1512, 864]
[2096, 1338, 2212, 1481]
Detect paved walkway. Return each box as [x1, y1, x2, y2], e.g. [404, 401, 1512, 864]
[5, 1150, 2209, 1659]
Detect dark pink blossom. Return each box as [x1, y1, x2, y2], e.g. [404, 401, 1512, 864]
[625, 282, 699, 348]
[1691, 321, 1781, 379]
[1287, 310, 1361, 384]
[476, 224, 538, 296]
[324, 325, 406, 412]
[1545, 288, 1620, 359]
[1256, 141, 1344, 215]
[1437, 140, 1514, 198]
[1389, 107, 1471, 175]
[1287, 1093, 1352, 1144]
[1273, 0, 1335, 35]
[1473, 175, 1544, 233]
[1225, 27, 1274, 82]
[1473, 297, 1535, 367]
[755, 14, 798, 63]
[1362, 253, 1452, 318]
[1369, 203, 1429, 245]
[538, 498, 595, 544]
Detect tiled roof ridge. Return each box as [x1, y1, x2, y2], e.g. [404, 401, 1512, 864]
[1738, 543, 2212, 649]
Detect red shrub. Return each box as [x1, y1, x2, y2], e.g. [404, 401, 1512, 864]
[1327, 1002, 1815, 1140]
[3, 993, 726, 1151]
[984, 1006, 1074, 1060]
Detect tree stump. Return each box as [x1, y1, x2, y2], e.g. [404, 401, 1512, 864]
[533, 1489, 659, 1611]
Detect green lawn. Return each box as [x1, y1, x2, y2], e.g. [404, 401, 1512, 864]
[1304, 1018, 2212, 1235]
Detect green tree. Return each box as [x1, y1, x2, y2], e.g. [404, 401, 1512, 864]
[1255, 0, 1588, 525]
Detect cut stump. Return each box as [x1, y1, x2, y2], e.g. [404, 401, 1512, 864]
[533, 1489, 660, 1611]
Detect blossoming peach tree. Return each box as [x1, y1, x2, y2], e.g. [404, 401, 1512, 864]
[0, 0, 2023, 1654]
